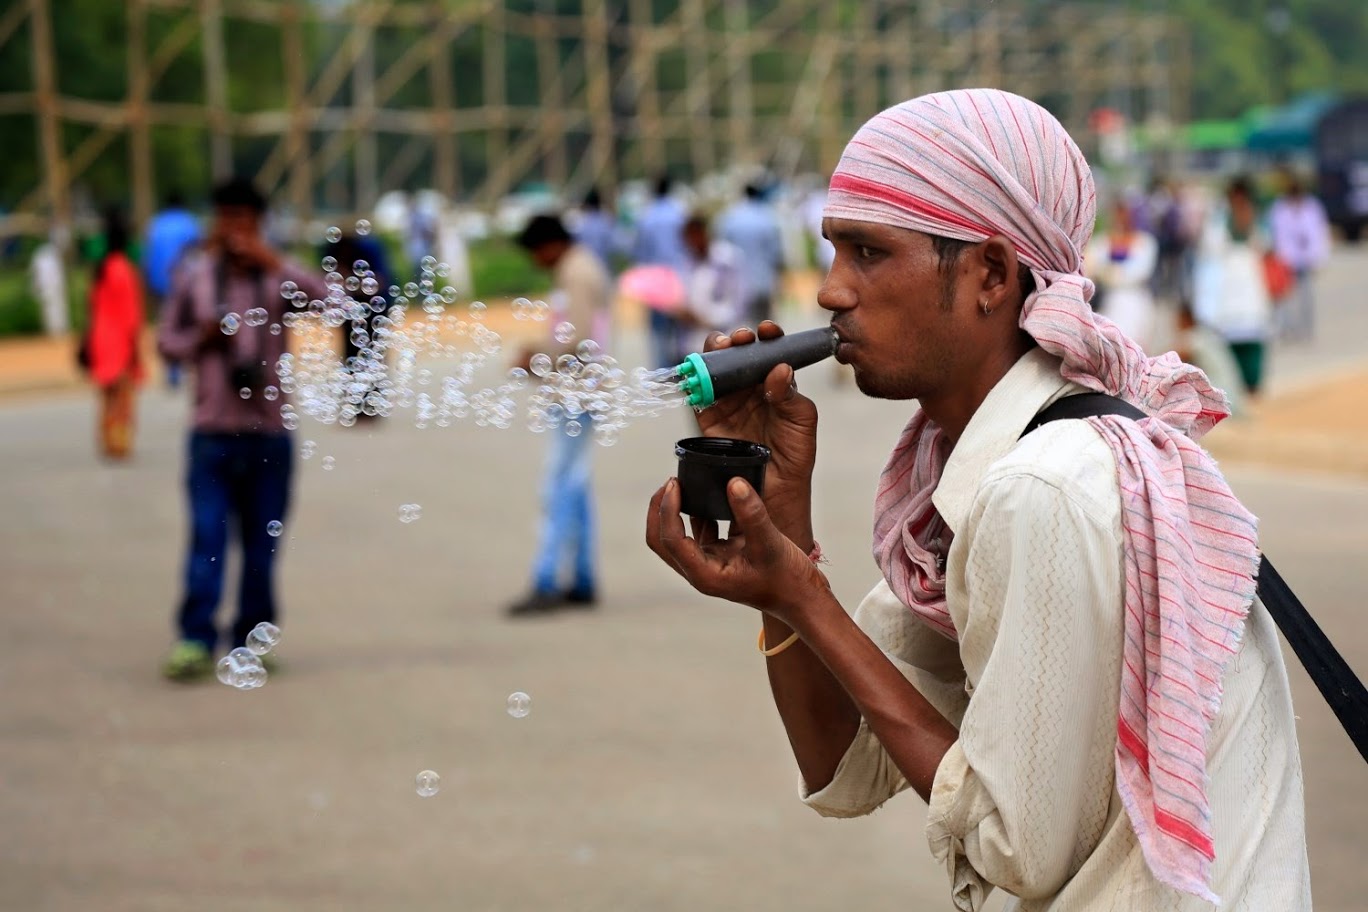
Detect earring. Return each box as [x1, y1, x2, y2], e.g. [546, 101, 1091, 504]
[980, 299, 992, 316]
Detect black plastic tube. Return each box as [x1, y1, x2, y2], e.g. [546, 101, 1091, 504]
[676, 326, 838, 408]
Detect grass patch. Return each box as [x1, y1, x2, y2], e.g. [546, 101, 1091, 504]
[0, 264, 90, 337]
[467, 238, 550, 301]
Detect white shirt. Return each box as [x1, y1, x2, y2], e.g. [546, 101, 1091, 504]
[1194, 216, 1273, 343]
[802, 348, 1311, 911]
[684, 240, 747, 352]
[1086, 231, 1158, 351]
[1269, 197, 1331, 272]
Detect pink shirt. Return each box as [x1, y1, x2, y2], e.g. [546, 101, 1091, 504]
[157, 251, 328, 434]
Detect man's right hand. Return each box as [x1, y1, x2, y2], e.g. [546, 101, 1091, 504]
[696, 321, 818, 551]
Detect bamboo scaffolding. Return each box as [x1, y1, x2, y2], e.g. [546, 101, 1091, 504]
[1, 0, 1188, 236]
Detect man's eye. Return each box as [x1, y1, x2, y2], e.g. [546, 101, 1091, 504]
[856, 245, 878, 260]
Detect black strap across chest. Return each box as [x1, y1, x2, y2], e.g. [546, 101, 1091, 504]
[1026, 392, 1368, 763]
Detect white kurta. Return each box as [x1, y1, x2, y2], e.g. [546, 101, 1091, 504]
[1087, 232, 1159, 352]
[802, 349, 1311, 911]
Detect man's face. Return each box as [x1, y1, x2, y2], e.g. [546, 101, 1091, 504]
[214, 205, 262, 248]
[683, 224, 708, 258]
[818, 218, 984, 401]
[528, 242, 560, 271]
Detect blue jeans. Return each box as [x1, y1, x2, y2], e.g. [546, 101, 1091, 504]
[177, 432, 293, 651]
[530, 422, 596, 595]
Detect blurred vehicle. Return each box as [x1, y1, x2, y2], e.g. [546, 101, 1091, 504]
[1315, 97, 1368, 242]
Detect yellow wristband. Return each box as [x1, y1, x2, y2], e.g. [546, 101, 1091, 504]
[757, 627, 801, 657]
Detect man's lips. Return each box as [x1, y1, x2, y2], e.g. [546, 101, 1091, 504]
[832, 324, 856, 362]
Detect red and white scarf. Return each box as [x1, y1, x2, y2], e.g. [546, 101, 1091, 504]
[828, 89, 1260, 903]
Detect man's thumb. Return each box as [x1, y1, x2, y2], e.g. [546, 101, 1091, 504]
[727, 479, 777, 547]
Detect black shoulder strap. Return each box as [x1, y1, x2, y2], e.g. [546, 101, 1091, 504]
[1028, 393, 1368, 762]
[1020, 391, 1147, 439]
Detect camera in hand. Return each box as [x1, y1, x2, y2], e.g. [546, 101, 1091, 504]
[230, 361, 266, 392]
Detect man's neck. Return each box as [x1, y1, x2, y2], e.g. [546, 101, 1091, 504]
[920, 337, 1034, 446]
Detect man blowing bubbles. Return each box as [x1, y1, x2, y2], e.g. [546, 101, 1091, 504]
[646, 90, 1309, 910]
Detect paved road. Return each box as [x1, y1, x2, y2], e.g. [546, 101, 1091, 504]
[1, 256, 1366, 911]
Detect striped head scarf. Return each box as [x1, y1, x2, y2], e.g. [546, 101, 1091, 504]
[828, 89, 1260, 903]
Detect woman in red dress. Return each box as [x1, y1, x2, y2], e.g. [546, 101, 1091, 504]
[87, 210, 146, 459]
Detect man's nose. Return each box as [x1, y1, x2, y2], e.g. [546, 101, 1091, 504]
[816, 268, 855, 313]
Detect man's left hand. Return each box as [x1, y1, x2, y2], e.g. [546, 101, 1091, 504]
[645, 475, 830, 620]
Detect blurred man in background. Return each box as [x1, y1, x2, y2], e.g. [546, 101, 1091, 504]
[142, 191, 202, 388]
[717, 182, 785, 327]
[1269, 169, 1332, 342]
[507, 214, 613, 617]
[680, 213, 747, 353]
[573, 187, 621, 273]
[630, 176, 690, 367]
[156, 177, 327, 681]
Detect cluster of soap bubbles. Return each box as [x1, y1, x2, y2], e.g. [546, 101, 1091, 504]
[398, 503, 422, 523]
[213, 240, 691, 445]
[216, 622, 281, 690]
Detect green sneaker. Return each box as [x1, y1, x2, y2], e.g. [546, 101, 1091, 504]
[162, 641, 213, 682]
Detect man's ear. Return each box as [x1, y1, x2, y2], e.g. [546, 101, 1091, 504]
[977, 235, 1020, 313]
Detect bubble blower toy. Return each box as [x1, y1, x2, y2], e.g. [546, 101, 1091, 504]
[670, 327, 839, 521]
[672, 326, 839, 410]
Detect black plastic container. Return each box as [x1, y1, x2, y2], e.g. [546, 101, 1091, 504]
[675, 437, 771, 522]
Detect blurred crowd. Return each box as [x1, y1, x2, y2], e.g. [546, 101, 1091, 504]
[1085, 168, 1332, 413]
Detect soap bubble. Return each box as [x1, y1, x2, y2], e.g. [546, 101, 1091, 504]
[506, 367, 529, 390]
[322, 255, 338, 272]
[532, 299, 550, 321]
[221, 313, 241, 335]
[245, 621, 281, 656]
[325, 226, 342, 243]
[263, 386, 279, 401]
[565, 419, 583, 438]
[421, 255, 437, 272]
[553, 322, 576, 345]
[280, 280, 298, 299]
[576, 339, 601, 361]
[355, 218, 371, 236]
[267, 520, 283, 537]
[269, 323, 282, 336]
[244, 307, 268, 327]
[321, 455, 335, 471]
[398, 503, 422, 524]
[415, 770, 440, 797]
[216, 646, 266, 689]
[239, 387, 252, 400]
[469, 300, 486, 319]
[282, 411, 300, 430]
[300, 440, 316, 459]
[529, 353, 553, 377]
[507, 692, 531, 718]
